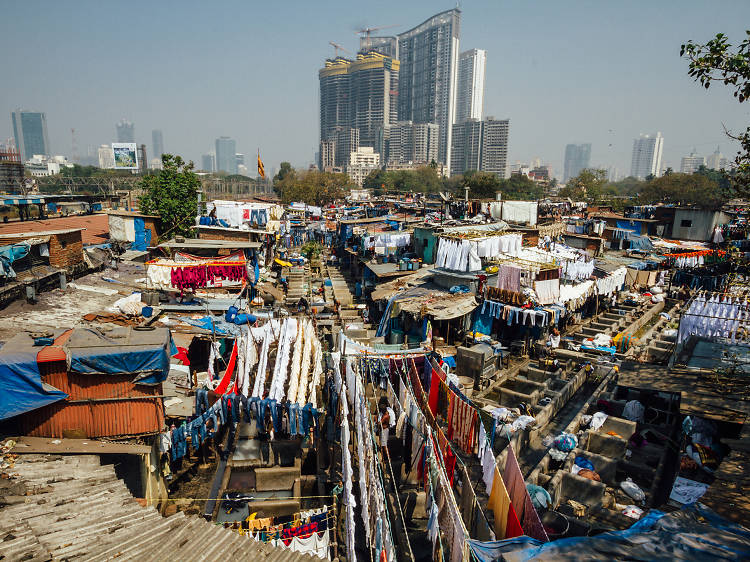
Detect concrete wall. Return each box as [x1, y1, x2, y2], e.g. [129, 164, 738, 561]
[413, 227, 437, 264]
[670, 209, 729, 241]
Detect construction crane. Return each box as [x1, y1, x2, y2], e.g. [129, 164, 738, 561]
[329, 41, 350, 58]
[355, 24, 399, 52]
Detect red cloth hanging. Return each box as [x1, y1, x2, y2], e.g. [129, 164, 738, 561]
[427, 366, 443, 415]
[214, 340, 238, 395]
[172, 346, 190, 365]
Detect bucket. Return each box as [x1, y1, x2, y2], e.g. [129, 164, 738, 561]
[541, 511, 569, 540]
[142, 306, 153, 318]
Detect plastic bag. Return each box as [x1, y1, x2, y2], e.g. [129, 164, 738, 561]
[620, 477, 645, 502]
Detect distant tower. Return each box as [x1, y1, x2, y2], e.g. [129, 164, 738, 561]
[12, 109, 50, 161]
[116, 120, 135, 143]
[71, 128, 79, 164]
[151, 129, 164, 161]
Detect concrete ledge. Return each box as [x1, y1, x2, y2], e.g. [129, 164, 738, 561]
[254, 466, 299, 491]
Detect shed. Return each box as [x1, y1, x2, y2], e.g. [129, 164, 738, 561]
[670, 209, 730, 241]
[107, 211, 160, 250]
[0, 327, 171, 438]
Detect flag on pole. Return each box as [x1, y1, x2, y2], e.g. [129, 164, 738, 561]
[257, 150, 265, 179]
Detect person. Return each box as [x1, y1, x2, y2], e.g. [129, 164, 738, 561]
[378, 397, 395, 454]
[547, 328, 561, 349]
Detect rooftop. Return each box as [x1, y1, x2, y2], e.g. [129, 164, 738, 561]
[0, 213, 109, 245]
[158, 238, 261, 250]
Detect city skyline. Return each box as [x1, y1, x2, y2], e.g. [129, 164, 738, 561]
[1, 1, 748, 177]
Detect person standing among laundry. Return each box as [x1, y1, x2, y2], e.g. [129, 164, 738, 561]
[378, 397, 395, 456]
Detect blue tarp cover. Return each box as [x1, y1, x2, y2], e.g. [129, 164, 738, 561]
[0, 350, 67, 420]
[469, 504, 750, 562]
[66, 327, 172, 385]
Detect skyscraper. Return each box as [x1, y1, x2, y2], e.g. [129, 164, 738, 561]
[450, 117, 509, 178]
[98, 145, 114, 169]
[201, 153, 215, 173]
[215, 137, 237, 174]
[680, 150, 705, 174]
[361, 36, 398, 58]
[397, 9, 461, 167]
[319, 51, 399, 166]
[116, 120, 135, 143]
[137, 144, 147, 174]
[456, 49, 486, 123]
[349, 51, 399, 148]
[706, 146, 729, 170]
[630, 133, 664, 179]
[152, 129, 164, 161]
[11, 109, 50, 161]
[379, 121, 439, 165]
[563, 143, 592, 182]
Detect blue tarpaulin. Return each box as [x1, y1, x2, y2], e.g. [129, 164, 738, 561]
[616, 219, 642, 235]
[471, 504, 750, 562]
[0, 350, 67, 421]
[66, 327, 173, 385]
[132, 217, 152, 251]
[0, 242, 30, 278]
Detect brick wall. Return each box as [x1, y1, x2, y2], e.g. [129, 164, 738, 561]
[197, 227, 251, 242]
[48, 231, 84, 270]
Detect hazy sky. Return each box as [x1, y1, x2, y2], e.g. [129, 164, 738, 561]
[1, 0, 749, 178]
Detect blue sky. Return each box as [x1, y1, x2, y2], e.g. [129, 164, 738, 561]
[1, 0, 749, 178]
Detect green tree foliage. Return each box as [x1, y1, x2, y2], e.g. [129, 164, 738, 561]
[137, 155, 200, 238]
[274, 162, 294, 185]
[274, 168, 350, 205]
[362, 166, 443, 194]
[461, 170, 501, 198]
[638, 172, 726, 209]
[559, 169, 608, 202]
[681, 31, 750, 197]
[606, 176, 644, 197]
[502, 174, 545, 200]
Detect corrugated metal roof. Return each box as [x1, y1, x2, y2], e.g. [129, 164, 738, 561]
[0, 213, 110, 245]
[0, 454, 315, 561]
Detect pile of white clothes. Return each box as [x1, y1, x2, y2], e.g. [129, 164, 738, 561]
[677, 294, 750, 344]
[596, 267, 627, 296]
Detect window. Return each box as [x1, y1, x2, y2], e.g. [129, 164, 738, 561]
[680, 219, 692, 228]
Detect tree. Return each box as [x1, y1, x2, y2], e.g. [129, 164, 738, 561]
[274, 162, 294, 185]
[274, 169, 349, 205]
[681, 31, 750, 197]
[638, 172, 726, 209]
[502, 173, 545, 200]
[138, 155, 200, 238]
[559, 169, 608, 203]
[461, 170, 501, 199]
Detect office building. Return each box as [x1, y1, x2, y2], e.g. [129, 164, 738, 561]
[450, 117, 509, 178]
[361, 36, 398, 58]
[680, 150, 705, 174]
[320, 140, 336, 170]
[319, 51, 399, 164]
[346, 147, 380, 187]
[706, 147, 730, 170]
[349, 52, 399, 148]
[380, 121, 439, 165]
[236, 153, 245, 168]
[563, 143, 592, 182]
[151, 130, 164, 161]
[630, 132, 664, 179]
[215, 137, 237, 174]
[605, 166, 622, 182]
[11, 109, 50, 161]
[116, 120, 135, 143]
[397, 9, 461, 166]
[456, 49, 486, 123]
[201, 153, 215, 173]
[98, 145, 114, 169]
